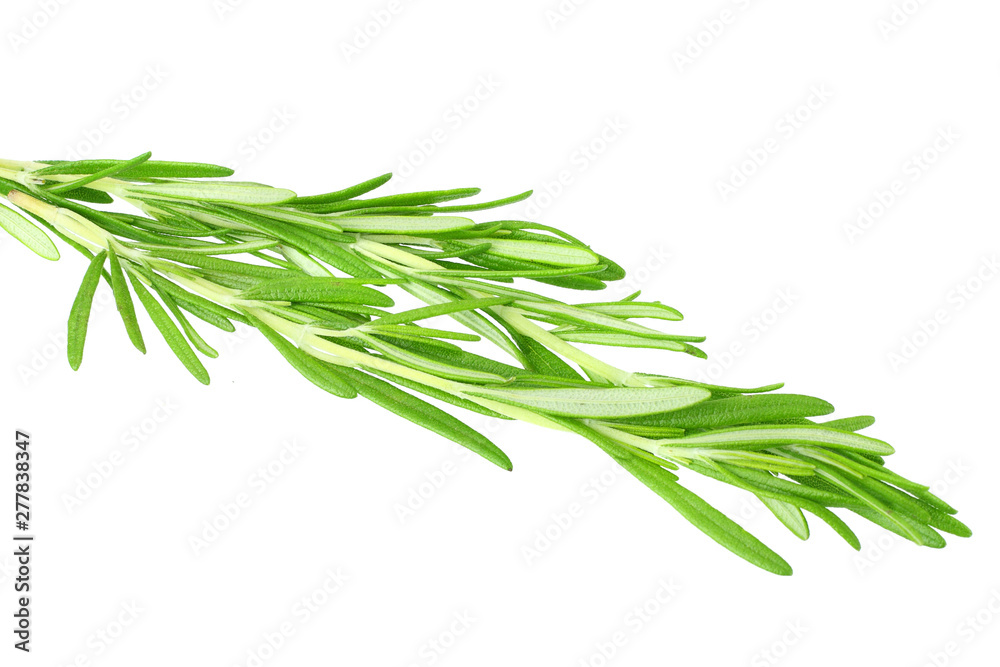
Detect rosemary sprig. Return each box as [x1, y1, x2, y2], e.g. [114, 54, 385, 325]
[0, 153, 970, 575]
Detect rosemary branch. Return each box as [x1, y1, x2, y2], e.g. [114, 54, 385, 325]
[0, 153, 970, 575]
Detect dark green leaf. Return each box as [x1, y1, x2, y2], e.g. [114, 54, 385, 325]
[47, 152, 152, 195]
[335, 367, 513, 471]
[557, 418, 792, 575]
[372, 297, 512, 326]
[295, 188, 481, 214]
[60, 187, 115, 204]
[35, 159, 234, 179]
[67, 250, 108, 370]
[240, 278, 394, 306]
[153, 285, 219, 359]
[616, 394, 835, 430]
[127, 269, 210, 385]
[245, 314, 358, 398]
[150, 249, 295, 279]
[107, 248, 146, 353]
[288, 173, 392, 205]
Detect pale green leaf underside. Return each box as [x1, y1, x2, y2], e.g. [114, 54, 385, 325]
[760, 496, 811, 540]
[582, 302, 684, 321]
[0, 204, 60, 260]
[461, 238, 600, 267]
[473, 385, 711, 418]
[555, 331, 687, 351]
[124, 181, 297, 206]
[334, 215, 475, 234]
[663, 425, 895, 455]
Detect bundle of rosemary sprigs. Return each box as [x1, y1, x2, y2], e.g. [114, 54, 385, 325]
[0, 153, 969, 574]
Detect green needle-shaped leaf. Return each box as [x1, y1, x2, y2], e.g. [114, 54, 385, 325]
[452, 239, 600, 267]
[473, 385, 710, 419]
[35, 158, 234, 179]
[246, 315, 357, 399]
[334, 215, 477, 234]
[129, 238, 281, 255]
[107, 248, 146, 353]
[297, 188, 480, 214]
[335, 367, 513, 471]
[559, 418, 792, 575]
[149, 249, 295, 279]
[618, 394, 835, 430]
[124, 181, 296, 206]
[398, 280, 523, 362]
[759, 497, 810, 540]
[663, 424, 894, 455]
[505, 327, 583, 381]
[365, 368, 511, 420]
[290, 173, 393, 205]
[655, 480, 793, 575]
[372, 296, 512, 326]
[240, 278, 395, 306]
[67, 250, 108, 370]
[554, 331, 688, 352]
[691, 460, 861, 550]
[47, 151, 152, 195]
[820, 416, 876, 432]
[578, 301, 684, 321]
[61, 187, 115, 204]
[361, 335, 511, 384]
[127, 269, 210, 385]
[153, 286, 219, 359]
[365, 324, 481, 342]
[514, 301, 686, 340]
[0, 204, 60, 260]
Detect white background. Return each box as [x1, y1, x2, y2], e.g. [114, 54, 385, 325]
[1, 1, 998, 665]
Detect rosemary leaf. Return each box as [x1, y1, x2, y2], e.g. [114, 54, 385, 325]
[107, 248, 146, 353]
[67, 250, 108, 370]
[127, 269, 210, 385]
